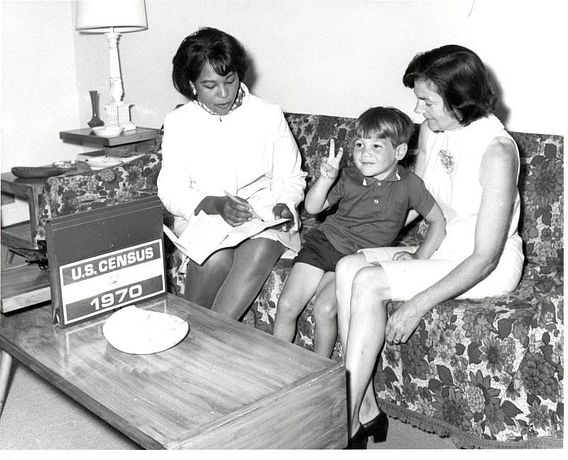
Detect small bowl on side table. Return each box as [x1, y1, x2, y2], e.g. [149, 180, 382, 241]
[91, 126, 124, 138]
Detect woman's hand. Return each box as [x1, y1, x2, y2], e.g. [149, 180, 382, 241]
[221, 195, 254, 226]
[197, 195, 252, 226]
[320, 139, 343, 180]
[272, 203, 294, 232]
[385, 296, 428, 344]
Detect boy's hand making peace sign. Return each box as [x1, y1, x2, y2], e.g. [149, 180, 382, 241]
[320, 139, 343, 180]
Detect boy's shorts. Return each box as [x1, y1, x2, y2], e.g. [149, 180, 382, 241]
[294, 228, 346, 272]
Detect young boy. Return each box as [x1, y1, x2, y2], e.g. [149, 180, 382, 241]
[272, 107, 446, 357]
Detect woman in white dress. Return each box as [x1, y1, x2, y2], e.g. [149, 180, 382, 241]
[337, 45, 524, 448]
[158, 28, 306, 319]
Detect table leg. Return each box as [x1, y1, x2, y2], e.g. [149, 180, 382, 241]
[0, 350, 13, 417]
[5, 249, 16, 265]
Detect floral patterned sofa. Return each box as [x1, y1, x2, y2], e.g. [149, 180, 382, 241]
[34, 113, 563, 449]
[34, 153, 162, 244]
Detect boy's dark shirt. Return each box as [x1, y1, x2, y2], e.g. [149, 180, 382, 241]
[318, 165, 435, 254]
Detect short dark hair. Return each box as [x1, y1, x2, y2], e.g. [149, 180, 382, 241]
[356, 106, 415, 147]
[403, 44, 497, 126]
[172, 27, 248, 100]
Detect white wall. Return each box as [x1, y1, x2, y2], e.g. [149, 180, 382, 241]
[71, 0, 568, 136]
[1, 0, 81, 170]
[126, 0, 567, 136]
[1, 0, 82, 224]
[1, 0, 566, 222]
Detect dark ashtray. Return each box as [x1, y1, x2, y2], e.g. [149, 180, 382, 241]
[11, 161, 88, 178]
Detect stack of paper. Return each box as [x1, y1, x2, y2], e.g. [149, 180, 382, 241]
[163, 211, 289, 265]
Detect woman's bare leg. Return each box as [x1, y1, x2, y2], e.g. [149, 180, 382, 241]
[273, 262, 325, 343]
[184, 248, 235, 308]
[346, 265, 390, 433]
[337, 258, 391, 434]
[212, 238, 284, 320]
[360, 380, 380, 425]
[335, 254, 370, 349]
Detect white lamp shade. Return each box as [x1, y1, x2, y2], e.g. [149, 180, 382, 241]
[76, 0, 147, 33]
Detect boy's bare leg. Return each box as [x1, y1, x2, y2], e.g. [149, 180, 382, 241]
[211, 238, 284, 320]
[312, 272, 338, 357]
[273, 262, 325, 342]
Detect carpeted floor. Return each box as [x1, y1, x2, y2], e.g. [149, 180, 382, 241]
[0, 360, 455, 450]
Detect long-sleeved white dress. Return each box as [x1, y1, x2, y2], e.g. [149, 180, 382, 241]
[157, 84, 307, 255]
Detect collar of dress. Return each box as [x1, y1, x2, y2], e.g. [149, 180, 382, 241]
[194, 84, 246, 117]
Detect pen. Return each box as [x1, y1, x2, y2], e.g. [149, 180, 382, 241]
[224, 191, 263, 221]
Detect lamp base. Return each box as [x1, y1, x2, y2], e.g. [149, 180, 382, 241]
[105, 101, 136, 131]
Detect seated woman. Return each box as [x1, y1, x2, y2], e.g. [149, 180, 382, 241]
[158, 27, 306, 320]
[335, 44, 524, 448]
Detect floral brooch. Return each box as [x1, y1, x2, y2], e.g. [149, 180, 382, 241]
[438, 149, 455, 174]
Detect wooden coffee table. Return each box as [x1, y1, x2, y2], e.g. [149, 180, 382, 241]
[0, 294, 347, 449]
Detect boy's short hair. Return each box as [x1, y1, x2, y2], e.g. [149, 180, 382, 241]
[356, 107, 415, 147]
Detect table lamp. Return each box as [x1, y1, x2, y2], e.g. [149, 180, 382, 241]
[76, 0, 147, 131]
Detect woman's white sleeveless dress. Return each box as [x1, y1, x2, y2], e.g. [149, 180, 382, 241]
[361, 115, 524, 300]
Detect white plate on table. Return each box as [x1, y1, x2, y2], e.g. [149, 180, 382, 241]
[103, 305, 189, 355]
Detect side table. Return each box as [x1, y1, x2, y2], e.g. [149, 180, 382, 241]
[59, 127, 160, 157]
[1, 164, 90, 250]
[1, 170, 86, 313]
[1, 172, 49, 250]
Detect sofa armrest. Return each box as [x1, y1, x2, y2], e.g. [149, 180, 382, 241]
[35, 152, 162, 243]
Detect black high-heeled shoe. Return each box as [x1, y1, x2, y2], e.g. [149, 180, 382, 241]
[346, 424, 368, 449]
[362, 411, 388, 443]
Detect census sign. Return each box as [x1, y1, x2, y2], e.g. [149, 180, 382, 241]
[46, 196, 166, 327]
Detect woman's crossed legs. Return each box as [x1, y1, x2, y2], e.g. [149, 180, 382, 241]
[336, 253, 391, 435]
[184, 237, 284, 320]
